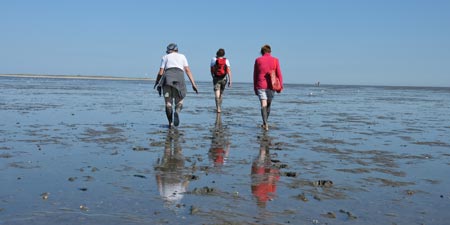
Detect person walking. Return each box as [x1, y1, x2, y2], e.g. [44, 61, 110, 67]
[154, 43, 199, 128]
[253, 44, 283, 130]
[210, 48, 232, 113]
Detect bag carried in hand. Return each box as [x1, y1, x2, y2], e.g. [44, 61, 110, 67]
[213, 58, 228, 77]
[267, 59, 282, 92]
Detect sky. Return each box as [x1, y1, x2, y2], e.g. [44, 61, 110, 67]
[1, 0, 450, 87]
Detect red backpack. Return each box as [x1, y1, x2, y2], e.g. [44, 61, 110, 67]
[213, 58, 228, 76]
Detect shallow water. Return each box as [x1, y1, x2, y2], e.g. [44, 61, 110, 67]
[1, 76, 449, 225]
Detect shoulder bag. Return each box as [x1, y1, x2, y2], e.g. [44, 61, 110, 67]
[267, 59, 282, 92]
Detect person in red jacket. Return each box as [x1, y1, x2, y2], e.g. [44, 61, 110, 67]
[253, 44, 283, 130]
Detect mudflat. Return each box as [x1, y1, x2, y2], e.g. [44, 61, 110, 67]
[1, 76, 449, 224]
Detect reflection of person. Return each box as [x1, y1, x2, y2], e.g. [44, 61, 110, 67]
[154, 43, 199, 128]
[155, 130, 189, 208]
[253, 44, 283, 130]
[251, 133, 280, 208]
[210, 48, 232, 113]
[208, 113, 230, 166]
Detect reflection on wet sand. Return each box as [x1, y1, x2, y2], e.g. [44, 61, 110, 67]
[208, 113, 230, 167]
[2, 77, 450, 224]
[251, 133, 280, 208]
[154, 129, 189, 208]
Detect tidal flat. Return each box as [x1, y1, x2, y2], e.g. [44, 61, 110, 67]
[1, 76, 449, 224]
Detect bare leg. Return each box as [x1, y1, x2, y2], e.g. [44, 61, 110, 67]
[215, 89, 222, 113]
[260, 99, 269, 130]
[174, 98, 183, 127]
[165, 97, 173, 128]
[267, 99, 272, 119]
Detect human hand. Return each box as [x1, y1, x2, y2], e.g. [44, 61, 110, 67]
[192, 85, 198, 94]
[228, 81, 232, 88]
[157, 86, 162, 97]
[153, 81, 158, 89]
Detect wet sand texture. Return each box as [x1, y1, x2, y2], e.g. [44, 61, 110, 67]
[1, 76, 450, 224]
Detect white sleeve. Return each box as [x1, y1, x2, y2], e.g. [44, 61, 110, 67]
[210, 57, 217, 67]
[160, 56, 166, 69]
[226, 59, 231, 67]
[182, 55, 189, 67]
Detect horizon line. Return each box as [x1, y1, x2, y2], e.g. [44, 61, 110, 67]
[1, 73, 448, 88]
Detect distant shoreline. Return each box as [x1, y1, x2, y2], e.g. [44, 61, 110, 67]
[1, 74, 448, 88]
[0, 74, 153, 81]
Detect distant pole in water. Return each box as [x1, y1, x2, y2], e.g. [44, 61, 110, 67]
[316, 81, 320, 87]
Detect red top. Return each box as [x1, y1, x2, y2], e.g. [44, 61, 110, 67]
[211, 148, 225, 165]
[251, 165, 280, 203]
[253, 53, 283, 94]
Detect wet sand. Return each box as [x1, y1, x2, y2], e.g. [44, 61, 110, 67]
[1, 76, 449, 224]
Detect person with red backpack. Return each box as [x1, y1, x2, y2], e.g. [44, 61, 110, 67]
[210, 48, 232, 113]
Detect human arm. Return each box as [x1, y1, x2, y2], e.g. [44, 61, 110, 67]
[154, 68, 164, 89]
[275, 59, 283, 92]
[154, 57, 166, 89]
[227, 66, 232, 88]
[253, 60, 258, 95]
[210, 58, 215, 77]
[184, 66, 199, 94]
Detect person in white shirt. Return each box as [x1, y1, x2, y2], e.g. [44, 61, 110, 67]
[210, 48, 232, 113]
[154, 43, 198, 128]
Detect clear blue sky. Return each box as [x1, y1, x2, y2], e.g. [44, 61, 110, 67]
[2, 0, 450, 87]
